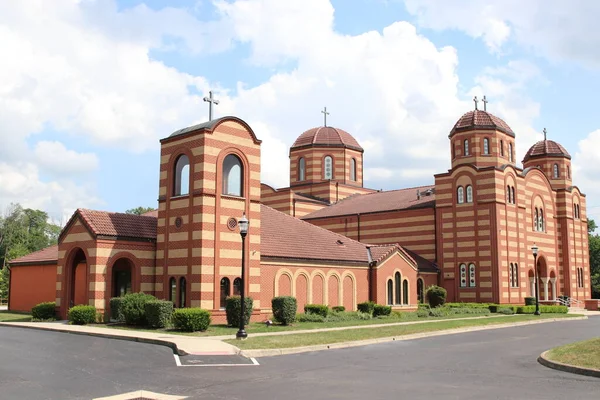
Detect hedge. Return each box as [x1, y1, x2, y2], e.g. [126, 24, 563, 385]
[109, 297, 125, 322]
[225, 296, 253, 327]
[426, 286, 447, 308]
[332, 306, 345, 313]
[373, 304, 392, 317]
[122, 293, 156, 326]
[68, 305, 97, 325]
[144, 300, 174, 328]
[272, 296, 297, 325]
[357, 301, 375, 315]
[516, 305, 568, 314]
[445, 302, 492, 309]
[31, 302, 56, 320]
[297, 313, 326, 323]
[304, 304, 329, 317]
[172, 308, 211, 332]
[524, 297, 536, 306]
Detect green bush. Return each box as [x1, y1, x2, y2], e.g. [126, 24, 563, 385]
[416, 308, 430, 318]
[31, 302, 56, 320]
[357, 301, 375, 315]
[68, 305, 97, 325]
[109, 297, 125, 322]
[428, 307, 449, 318]
[121, 292, 156, 326]
[426, 286, 447, 308]
[516, 305, 568, 314]
[418, 303, 430, 309]
[445, 302, 491, 309]
[450, 307, 490, 315]
[356, 311, 372, 320]
[332, 306, 345, 312]
[297, 313, 326, 323]
[497, 307, 515, 315]
[144, 300, 174, 328]
[325, 311, 358, 322]
[225, 296, 253, 327]
[172, 308, 211, 332]
[271, 296, 297, 325]
[524, 297, 536, 306]
[373, 304, 392, 317]
[304, 304, 329, 317]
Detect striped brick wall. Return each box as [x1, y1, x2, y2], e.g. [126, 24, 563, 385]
[451, 130, 516, 170]
[290, 147, 364, 188]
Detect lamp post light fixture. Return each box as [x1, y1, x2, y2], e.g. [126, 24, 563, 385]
[531, 244, 540, 316]
[236, 213, 249, 340]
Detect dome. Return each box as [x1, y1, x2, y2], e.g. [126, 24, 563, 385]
[291, 126, 363, 151]
[449, 110, 515, 138]
[523, 140, 571, 163]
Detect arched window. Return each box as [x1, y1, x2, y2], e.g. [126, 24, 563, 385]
[233, 277, 242, 296]
[417, 279, 424, 303]
[457, 186, 464, 204]
[223, 154, 243, 196]
[509, 263, 514, 287]
[507, 186, 511, 204]
[394, 272, 401, 305]
[567, 165, 571, 179]
[466, 185, 473, 203]
[500, 140, 504, 156]
[350, 158, 357, 181]
[514, 263, 519, 287]
[387, 279, 394, 305]
[323, 156, 333, 180]
[469, 264, 476, 287]
[534, 208, 539, 231]
[539, 209, 544, 232]
[173, 155, 190, 196]
[464, 139, 469, 156]
[179, 277, 186, 308]
[483, 138, 489, 155]
[169, 277, 177, 304]
[459, 264, 467, 287]
[220, 277, 230, 308]
[452, 144, 455, 159]
[298, 157, 306, 181]
[403, 280, 409, 305]
[509, 143, 513, 162]
[553, 164, 559, 178]
[511, 186, 516, 204]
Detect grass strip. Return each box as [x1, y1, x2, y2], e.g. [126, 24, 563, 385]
[546, 337, 600, 370]
[227, 314, 578, 349]
[0, 311, 32, 322]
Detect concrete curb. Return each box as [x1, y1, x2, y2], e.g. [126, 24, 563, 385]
[538, 350, 600, 378]
[239, 316, 588, 358]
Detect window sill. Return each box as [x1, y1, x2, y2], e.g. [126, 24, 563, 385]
[221, 194, 246, 200]
[171, 194, 190, 200]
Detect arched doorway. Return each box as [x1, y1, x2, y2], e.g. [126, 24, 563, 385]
[537, 256, 549, 301]
[68, 248, 87, 308]
[112, 258, 133, 298]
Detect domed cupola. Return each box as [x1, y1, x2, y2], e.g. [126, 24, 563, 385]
[523, 129, 572, 188]
[448, 97, 517, 170]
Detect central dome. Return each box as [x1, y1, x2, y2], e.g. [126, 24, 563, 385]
[292, 126, 363, 151]
[449, 110, 515, 138]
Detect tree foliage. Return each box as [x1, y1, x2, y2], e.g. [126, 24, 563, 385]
[588, 219, 600, 298]
[125, 206, 155, 216]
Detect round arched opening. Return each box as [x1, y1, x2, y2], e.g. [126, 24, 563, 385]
[112, 258, 133, 298]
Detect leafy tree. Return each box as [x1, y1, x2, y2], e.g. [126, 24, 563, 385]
[588, 219, 597, 234]
[125, 206, 155, 216]
[589, 219, 600, 298]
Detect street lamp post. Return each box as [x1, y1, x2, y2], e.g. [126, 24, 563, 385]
[236, 213, 249, 340]
[532, 244, 540, 316]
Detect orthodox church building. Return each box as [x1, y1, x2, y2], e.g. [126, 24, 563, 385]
[8, 104, 594, 321]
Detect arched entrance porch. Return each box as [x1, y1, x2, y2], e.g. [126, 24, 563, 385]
[112, 258, 133, 298]
[529, 256, 556, 302]
[65, 248, 89, 309]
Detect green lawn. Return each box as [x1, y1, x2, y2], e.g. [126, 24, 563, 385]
[227, 314, 579, 349]
[546, 338, 600, 370]
[0, 311, 32, 322]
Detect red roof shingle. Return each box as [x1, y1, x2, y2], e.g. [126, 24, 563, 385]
[76, 209, 157, 240]
[10, 245, 58, 265]
[292, 126, 363, 151]
[450, 110, 514, 138]
[523, 140, 571, 162]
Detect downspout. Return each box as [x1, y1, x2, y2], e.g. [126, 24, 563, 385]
[293, 199, 296, 218]
[336, 182, 339, 203]
[357, 213, 361, 242]
[367, 246, 374, 302]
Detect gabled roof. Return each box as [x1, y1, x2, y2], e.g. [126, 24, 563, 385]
[291, 126, 363, 151]
[523, 139, 571, 162]
[302, 185, 435, 220]
[450, 110, 515, 138]
[403, 248, 440, 273]
[9, 245, 58, 266]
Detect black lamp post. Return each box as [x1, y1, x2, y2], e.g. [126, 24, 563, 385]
[532, 244, 540, 316]
[236, 213, 249, 340]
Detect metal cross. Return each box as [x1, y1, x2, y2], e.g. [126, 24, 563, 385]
[473, 96, 479, 110]
[543, 127, 547, 140]
[321, 107, 330, 127]
[203, 91, 220, 121]
[482, 95, 488, 111]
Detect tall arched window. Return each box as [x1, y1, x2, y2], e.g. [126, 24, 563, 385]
[169, 277, 177, 304]
[464, 139, 469, 156]
[402, 280, 409, 305]
[417, 279, 424, 303]
[500, 140, 504, 156]
[220, 277, 230, 308]
[507, 186, 511, 203]
[460, 264, 467, 287]
[179, 277, 186, 308]
[457, 186, 464, 204]
[514, 263, 519, 287]
[298, 157, 306, 181]
[387, 279, 394, 305]
[469, 264, 476, 287]
[323, 156, 333, 179]
[223, 154, 243, 196]
[509, 263, 514, 287]
[483, 138, 489, 155]
[350, 158, 357, 181]
[466, 185, 473, 203]
[173, 155, 190, 196]
[233, 277, 242, 296]
[511, 186, 516, 204]
[509, 143, 513, 162]
[567, 165, 571, 179]
[394, 272, 401, 305]
[553, 164, 559, 178]
[539, 209, 544, 232]
[534, 208, 539, 231]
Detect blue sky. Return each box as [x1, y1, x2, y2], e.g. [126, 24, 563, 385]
[2, 0, 600, 223]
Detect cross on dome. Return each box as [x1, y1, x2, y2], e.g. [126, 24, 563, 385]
[321, 107, 330, 127]
[203, 90, 220, 121]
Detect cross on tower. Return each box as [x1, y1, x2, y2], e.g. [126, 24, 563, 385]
[543, 127, 547, 140]
[321, 107, 330, 127]
[473, 96, 479, 110]
[203, 91, 220, 121]
[482, 95, 488, 111]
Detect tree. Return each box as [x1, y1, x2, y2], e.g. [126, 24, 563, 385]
[589, 219, 597, 234]
[589, 219, 600, 298]
[125, 206, 155, 216]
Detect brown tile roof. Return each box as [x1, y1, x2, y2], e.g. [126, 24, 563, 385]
[142, 209, 159, 218]
[301, 185, 436, 220]
[403, 248, 439, 273]
[10, 245, 58, 265]
[450, 110, 514, 138]
[77, 209, 157, 240]
[291, 126, 363, 151]
[523, 140, 571, 162]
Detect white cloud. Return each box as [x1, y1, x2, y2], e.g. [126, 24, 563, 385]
[573, 130, 600, 224]
[34, 141, 99, 176]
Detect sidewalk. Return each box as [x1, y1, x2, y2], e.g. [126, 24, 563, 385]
[0, 320, 239, 356]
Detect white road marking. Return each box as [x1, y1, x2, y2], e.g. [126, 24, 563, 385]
[172, 353, 260, 367]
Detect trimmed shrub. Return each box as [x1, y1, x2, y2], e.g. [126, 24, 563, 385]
[357, 301, 376, 315]
[271, 296, 297, 325]
[450, 307, 490, 315]
[325, 311, 359, 322]
[524, 297, 536, 306]
[144, 300, 174, 328]
[297, 313, 326, 323]
[416, 308, 430, 318]
[121, 292, 156, 326]
[373, 304, 392, 317]
[418, 303, 430, 309]
[68, 305, 97, 325]
[31, 302, 56, 320]
[304, 304, 329, 317]
[445, 302, 492, 309]
[225, 296, 253, 327]
[109, 297, 125, 322]
[356, 311, 372, 320]
[426, 286, 447, 308]
[332, 306, 345, 313]
[498, 307, 515, 315]
[428, 307, 449, 318]
[172, 308, 211, 332]
[516, 305, 568, 314]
